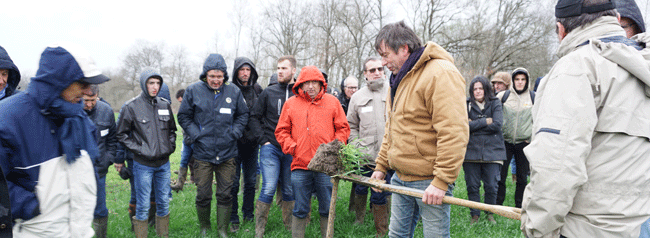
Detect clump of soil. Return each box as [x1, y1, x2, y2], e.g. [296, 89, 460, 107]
[308, 139, 345, 176]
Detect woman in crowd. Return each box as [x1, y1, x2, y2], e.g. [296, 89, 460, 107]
[464, 76, 506, 224]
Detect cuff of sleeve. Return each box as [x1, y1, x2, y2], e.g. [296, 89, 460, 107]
[374, 163, 388, 173]
[431, 177, 449, 191]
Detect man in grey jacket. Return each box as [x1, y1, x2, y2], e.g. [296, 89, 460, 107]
[520, 0, 650, 237]
[346, 56, 392, 237]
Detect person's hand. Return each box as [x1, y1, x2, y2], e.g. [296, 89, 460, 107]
[114, 163, 124, 172]
[422, 184, 446, 205]
[370, 171, 386, 193]
[486, 118, 493, 125]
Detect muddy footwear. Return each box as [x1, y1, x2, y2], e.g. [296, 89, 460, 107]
[128, 204, 136, 232]
[133, 217, 148, 238]
[487, 214, 497, 224]
[93, 217, 108, 238]
[471, 215, 480, 224]
[291, 215, 308, 238]
[319, 215, 328, 238]
[255, 201, 271, 238]
[372, 203, 388, 238]
[217, 204, 231, 238]
[348, 186, 356, 212]
[353, 194, 367, 224]
[171, 167, 188, 192]
[156, 214, 169, 238]
[197, 205, 212, 236]
[281, 200, 295, 230]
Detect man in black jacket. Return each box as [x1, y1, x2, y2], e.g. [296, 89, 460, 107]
[229, 57, 262, 231]
[83, 85, 117, 238]
[178, 54, 249, 237]
[249, 55, 296, 237]
[116, 69, 177, 238]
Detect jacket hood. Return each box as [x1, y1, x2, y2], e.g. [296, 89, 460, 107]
[410, 42, 455, 74]
[511, 67, 530, 94]
[604, 32, 650, 97]
[0, 46, 20, 96]
[616, 0, 646, 33]
[268, 73, 278, 86]
[27, 43, 106, 109]
[200, 54, 229, 83]
[159, 82, 171, 101]
[293, 65, 327, 100]
[139, 68, 163, 99]
[232, 57, 258, 88]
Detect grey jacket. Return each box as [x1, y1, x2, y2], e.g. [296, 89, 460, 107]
[347, 79, 388, 166]
[521, 16, 650, 237]
[465, 97, 506, 163]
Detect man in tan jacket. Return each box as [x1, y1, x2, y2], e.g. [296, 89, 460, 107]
[521, 0, 650, 237]
[370, 21, 469, 238]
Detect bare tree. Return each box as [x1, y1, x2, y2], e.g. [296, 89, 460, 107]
[262, 0, 313, 59]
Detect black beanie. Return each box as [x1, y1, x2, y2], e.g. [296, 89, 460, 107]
[556, 0, 615, 18]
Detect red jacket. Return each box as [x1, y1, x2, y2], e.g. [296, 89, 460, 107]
[275, 66, 350, 171]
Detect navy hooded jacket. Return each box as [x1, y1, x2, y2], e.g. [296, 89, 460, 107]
[0, 46, 21, 101]
[178, 54, 249, 164]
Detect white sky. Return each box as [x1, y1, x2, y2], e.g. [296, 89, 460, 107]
[2, 0, 239, 75]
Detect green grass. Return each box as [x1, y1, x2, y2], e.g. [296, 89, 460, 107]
[105, 125, 524, 237]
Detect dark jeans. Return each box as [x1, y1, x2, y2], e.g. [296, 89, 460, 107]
[194, 159, 237, 207]
[354, 167, 393, 205]
[463, 162, 501, 216]
[230, 142, 258, 223]
[496, 141, 529, 208]
[94, 176, 108, 218]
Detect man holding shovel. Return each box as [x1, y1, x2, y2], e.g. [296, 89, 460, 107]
[370, 21, 469, 237]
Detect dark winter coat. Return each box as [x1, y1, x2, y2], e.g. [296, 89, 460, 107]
[337, 77, 351, 114]
[86, 100, 117, 177]
[0, 46, 20, 101]
[232, 57, 263, 145]
[116, 69, 177, 167]
[178, 54, 249, 164]
[250, 80, 295, 149]
[465, 97, 506, 162]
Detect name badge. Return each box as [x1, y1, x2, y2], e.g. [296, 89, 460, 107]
[158, 109, 170, 116]
[361, 106, 373, 113]
[220, 108, 232, 114]
[100, 129, 109, 137]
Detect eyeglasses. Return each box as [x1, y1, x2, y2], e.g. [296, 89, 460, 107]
[365, 67, 384, 74]
[345, 86, 358, 90]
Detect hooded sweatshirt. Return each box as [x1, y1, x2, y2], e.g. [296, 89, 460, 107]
[0, 46, 21, 101]
[275, 66, 350, 171]
[521, 16, 650, 237]
[497, 67, 534, 144]
[0, 44, 105, 236]
[232, 57, 263, 145]
[178, 54, 249, 164]
[116, 69, 177, 167]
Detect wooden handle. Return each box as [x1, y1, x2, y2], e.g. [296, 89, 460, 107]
[336, 174, 521, 220]
[327, 178, 339, 238]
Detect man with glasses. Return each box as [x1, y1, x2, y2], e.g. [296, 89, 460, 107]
[346, 56, 392, 237]
[337, 76, 359, 115]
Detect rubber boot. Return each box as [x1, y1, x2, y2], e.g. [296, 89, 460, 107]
[348, 185, 356, 212]
[353, 194, 367, 224]
[319, 215, 328, 238]
[128, 204, 136, 232]
[276, 186, 283, 205]
[216, 204, 231, 238]
[133, 217, 148, 238]
[291, 215, 307, 238]
[281, 200, 295, 230]
[255, 201, 271, 238]
[171, 167, 187, 192]
[196, 205, 212, 236]
[93, 217, 108, 238]
[148, 202, 156, 227]
[372, 203, 388, 238]
[155, 214, 169, 238]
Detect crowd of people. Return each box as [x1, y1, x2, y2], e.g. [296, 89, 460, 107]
[1, 0, 650, 237]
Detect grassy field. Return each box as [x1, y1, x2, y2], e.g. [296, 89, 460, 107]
[104, 129, 525, 237]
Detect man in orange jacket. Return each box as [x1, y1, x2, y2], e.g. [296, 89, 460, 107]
[275, 65, 350, 238]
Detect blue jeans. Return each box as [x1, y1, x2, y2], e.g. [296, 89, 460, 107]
[258, 143, 294, 204]
[389, 174, 453, 238]
[231, 142, 258, 223]
[640, 217, 650, 238]
[133, 161, 171, 220]
[355, 167, 393, 205]
[180, 141, 192, 168]
[463, 162, 501, 216]
[94, 176, 108, 218]
[291, 169, 332, 218]
[128, 159, 156, 205]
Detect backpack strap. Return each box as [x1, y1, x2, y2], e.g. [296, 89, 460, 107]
[501, 90, 510, 104]
[530, 90, 535, 104]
